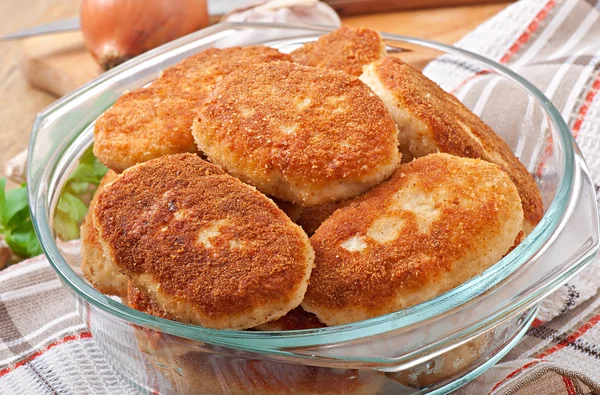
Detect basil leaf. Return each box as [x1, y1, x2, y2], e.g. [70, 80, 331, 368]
[57, 192, 88, 224]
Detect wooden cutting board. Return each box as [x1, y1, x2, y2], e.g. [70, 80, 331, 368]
[20, 2, 509, 97]
[21, 32, 99, 97]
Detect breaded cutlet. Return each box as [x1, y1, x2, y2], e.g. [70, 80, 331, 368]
[156, 352, 385, 395]
[127, 281, 171, 320]
[303, 153, 524, 326]
[270, 199, 345, 236]
[94, 46, 291, 173]
[360, 57, 543, 234]
[127, 281, 199, 358]
[80, 169, 128, 297]
[253, 307, 325, 331]
[295, 201, 350, 236]
[93, 87, 199, 173]
[158, 46, 291, 103]
[193, 61, 400, 207]
[271, 197, 304, 223]
[93, 154, 314, 330]
[291, 26, 386, 76]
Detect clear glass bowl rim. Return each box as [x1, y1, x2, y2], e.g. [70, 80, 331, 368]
[29, 22, 578, 354]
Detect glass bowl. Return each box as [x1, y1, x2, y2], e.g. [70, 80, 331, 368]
[28, 22, 599, 394]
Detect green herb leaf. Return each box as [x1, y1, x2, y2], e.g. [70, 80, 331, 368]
[68, 162, 107, 185]
[4, 185, 28, 224]
[78, 146, 98, 166]
[53, 210, 82, 242]
[57, 191, 88, 224]
[68, 181, 94, 195]
[6, 218, 42, 257]
[0, 178, 42, 258]
[54, 145, 108, 242]
[0, 146, 107, 260]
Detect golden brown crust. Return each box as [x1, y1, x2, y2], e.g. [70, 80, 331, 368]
[271, 198, 304, 223]
[93, 153, 314, 329]
[127, 281, 197, 358]
[253, 307, 326, 331]
[362, 56, 543, 232]
[94, 87, 198, 173]
[158, 46, 292, 103]
[80, 170, 128, 297]
[295, 201, 347, 236]
[194, 61, 400, 206]
[505, 230, 525, 257]
[291, 26, 386, 76]
[94, 46, 291, 172]
[127, 281, 172, 319]
[303, 153, 524, 325]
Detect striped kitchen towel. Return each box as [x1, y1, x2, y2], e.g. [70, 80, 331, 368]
[442, 0, 600, 393]
[2, 0, 600, 394]
[0, 254, 137, 394]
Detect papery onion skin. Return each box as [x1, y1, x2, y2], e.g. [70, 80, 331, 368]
[80, 0, 209, 70]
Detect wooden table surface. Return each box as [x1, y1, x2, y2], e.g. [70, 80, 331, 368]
[0, 0, 510, 171]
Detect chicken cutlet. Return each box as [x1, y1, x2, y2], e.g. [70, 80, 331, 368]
[193, 61, 400, 206]
[126, 281, 201, 358]
[94, 46, 291, 173]
[80, 169, 127, 297]
[157, 352, 385, 395]
[253, 307, 325, 331]
[127, 280, 171, 320]
[295, 201, 348, 236]
[93, 153, 314, 330]
[158, 46, 291, 102]
[302, 153, 524, 326]
[360, 57, 542, 234]
[271, 197, 304, 222]
[291, 26, 386, 76]
[93, 87, 199, 173]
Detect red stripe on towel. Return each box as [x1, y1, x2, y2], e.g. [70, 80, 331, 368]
[0, 331, 92, 378]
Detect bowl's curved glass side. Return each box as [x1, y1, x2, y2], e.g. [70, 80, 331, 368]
[37, 91, 598, 366]
[78, 289, 539, 394]
[28, 22, 598, 361]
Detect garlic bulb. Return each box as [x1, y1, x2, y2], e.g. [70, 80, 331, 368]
[5, 149, 27, 184]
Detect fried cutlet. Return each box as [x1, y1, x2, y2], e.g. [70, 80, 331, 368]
[271, 197, 304, 223]
[158, 46, 291, 102]
[94, 46, 291, 173]
[93, 153, 314, 330]
[302, 153, 524, 326]
[253, 307, 325, 331]
[126, 280, 171, 320]
[360, 57, 543, 234]
[157, 352, 385, 395]
[291, 26, 386, 76]
[80, 170, 128, 297]
[295, 201, 348, 236]
[93, 87, 199, 173]
[193, 61, 400, 207]
[126, 281, 201, 358]
[270, 199, 345, 236]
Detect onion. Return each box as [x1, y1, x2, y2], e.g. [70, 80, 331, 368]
[80, 0, 209, 70]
